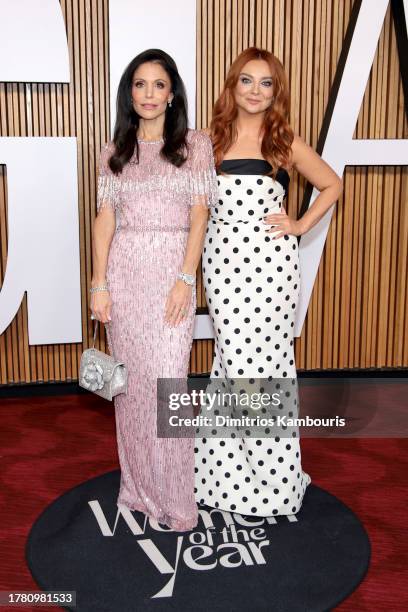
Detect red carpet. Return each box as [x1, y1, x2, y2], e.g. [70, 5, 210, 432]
[0, 388, 407, 611]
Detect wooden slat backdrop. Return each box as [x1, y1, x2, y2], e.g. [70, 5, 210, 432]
[0, 0, 406, 384]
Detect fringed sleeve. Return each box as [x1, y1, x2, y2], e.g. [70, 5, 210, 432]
[188, 131, 219, 209]
[96, 142, 121, 213]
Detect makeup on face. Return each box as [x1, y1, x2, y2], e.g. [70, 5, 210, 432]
[131, 62, 173, 119]
[234, 59, 275, 114]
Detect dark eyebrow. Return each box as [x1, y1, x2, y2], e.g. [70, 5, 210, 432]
[132, 78, 168, 83]
[239, 72, 273, 79]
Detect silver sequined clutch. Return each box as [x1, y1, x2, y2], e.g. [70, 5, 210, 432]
[79, 319, 127, 401]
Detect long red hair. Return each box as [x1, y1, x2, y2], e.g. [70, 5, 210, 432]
[210, 47, 294, 175]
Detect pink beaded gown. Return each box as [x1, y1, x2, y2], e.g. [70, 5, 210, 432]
[96, 130, 217, 531]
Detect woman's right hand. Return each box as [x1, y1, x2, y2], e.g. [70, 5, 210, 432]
[90, 290, 112, 324]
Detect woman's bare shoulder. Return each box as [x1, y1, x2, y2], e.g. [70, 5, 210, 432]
[283, 133, 304, 172]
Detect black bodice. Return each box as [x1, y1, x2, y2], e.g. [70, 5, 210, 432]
[218, 159, 290, 198]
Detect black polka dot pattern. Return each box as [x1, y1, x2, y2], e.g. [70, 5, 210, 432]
[194, 168, 311, 517]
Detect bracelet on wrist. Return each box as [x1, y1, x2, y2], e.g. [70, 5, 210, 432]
[90, 284, 109, 293]
[177, 272, 195, 286]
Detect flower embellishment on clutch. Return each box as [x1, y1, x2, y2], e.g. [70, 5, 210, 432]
[81, 361, 105, 391]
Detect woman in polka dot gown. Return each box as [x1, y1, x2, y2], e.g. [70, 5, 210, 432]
[194, 48, 343, 517]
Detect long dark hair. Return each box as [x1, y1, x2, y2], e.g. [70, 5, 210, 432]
[109, 49, 188, 174]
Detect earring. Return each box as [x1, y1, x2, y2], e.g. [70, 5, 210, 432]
[168, 100, 172, 108]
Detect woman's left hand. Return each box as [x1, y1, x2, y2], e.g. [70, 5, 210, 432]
[165, 280, 193, 327]
[263, 207, 304, 239]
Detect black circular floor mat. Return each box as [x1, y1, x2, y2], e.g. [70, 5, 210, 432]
[26, 470, 370, 612]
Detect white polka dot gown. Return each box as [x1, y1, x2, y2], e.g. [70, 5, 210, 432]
[194, 159, 311, 516]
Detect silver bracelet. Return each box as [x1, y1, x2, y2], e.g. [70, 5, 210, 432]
[177, 272, 196, 286]
[90, 285, 109, 293]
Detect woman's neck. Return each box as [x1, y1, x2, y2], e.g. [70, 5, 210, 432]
[235, 109, 265, 140]
[137, 116, 165, 142]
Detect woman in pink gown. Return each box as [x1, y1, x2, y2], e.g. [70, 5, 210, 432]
[90, 49, 217, 531]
